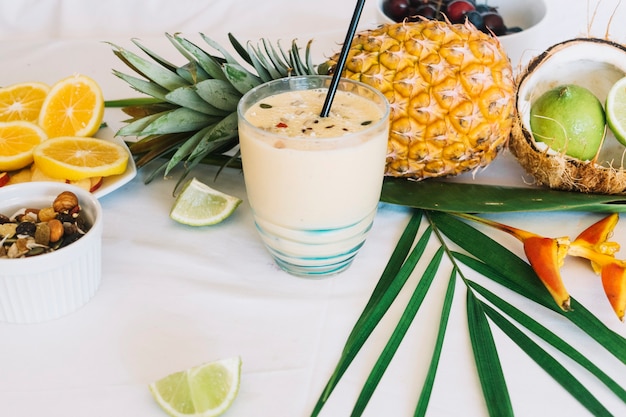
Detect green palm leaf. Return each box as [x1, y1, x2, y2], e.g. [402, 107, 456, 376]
[467, 279, 626, 402]
[480, 301, 613, 416]
[311, 209, 626, 416]
[382, 179, 626, 213]
[414, 267, 456, 417]
[466, 289, 513, 417]
[311, 212, 427, 416]
[351, 247, 444, 416]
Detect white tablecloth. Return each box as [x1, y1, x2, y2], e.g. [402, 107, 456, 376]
[1, 1, 626, 416]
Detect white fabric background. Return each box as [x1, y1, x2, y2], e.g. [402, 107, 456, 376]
[1, 1, 626, 416]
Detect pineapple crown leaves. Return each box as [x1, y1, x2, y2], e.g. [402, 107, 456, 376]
[108, 33, 318, 193]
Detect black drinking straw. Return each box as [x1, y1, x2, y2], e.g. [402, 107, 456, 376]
[319, 0, 367, 117]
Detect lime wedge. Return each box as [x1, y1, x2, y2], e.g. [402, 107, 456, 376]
[606, 76, 626, 146]
[170, 178, 242, 226]
[148, 356, 242, 417]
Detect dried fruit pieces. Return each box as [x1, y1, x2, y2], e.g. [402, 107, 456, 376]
[0, 190, 90, 258]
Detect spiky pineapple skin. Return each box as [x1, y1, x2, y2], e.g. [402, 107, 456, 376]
[324, 20, 515, 179]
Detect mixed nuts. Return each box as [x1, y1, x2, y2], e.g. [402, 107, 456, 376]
[0, 191, 90, 258]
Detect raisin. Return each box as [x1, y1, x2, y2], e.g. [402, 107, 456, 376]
[16, 221, 37, 236]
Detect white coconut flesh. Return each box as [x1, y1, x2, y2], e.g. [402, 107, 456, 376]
[511, 38, 626, 194]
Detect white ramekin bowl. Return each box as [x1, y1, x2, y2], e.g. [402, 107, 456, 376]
[0, 182, 103, 324]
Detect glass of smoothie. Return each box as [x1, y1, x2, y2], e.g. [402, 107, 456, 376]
[237, 75, 390, 277]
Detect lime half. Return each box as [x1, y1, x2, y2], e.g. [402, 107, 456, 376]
[170, 178, 242, 226]
[530, 84, 605, 161]
[149, 356, 242, 417]
[606, 76, 626, 146]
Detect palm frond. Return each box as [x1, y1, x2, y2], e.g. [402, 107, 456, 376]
[311, 209, 626, 416]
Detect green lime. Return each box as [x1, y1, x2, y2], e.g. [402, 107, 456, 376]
[605, 76, 626, 146]
[148, 356, 242, 417]
[530, 84, 605, 161]
[170, 178, 242, 226]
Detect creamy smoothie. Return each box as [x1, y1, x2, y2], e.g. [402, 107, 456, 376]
[238, 76, 389, 276]
[241, 88, 387, 228]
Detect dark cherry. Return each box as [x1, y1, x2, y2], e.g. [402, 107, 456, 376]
[408, 0, 431, 6]
[465, 10, 484, 29]
[411, 4, 439, 20]
[383, 0, 411, 21]
[446, 0, 476, 23]
[482, 11, 506, 35]
[382, 0, 516, 37]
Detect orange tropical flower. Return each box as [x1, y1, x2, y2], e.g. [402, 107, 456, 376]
[569, 215, 625, 321]
[571, 213, 620, 274]
[457, 213, 571, 311]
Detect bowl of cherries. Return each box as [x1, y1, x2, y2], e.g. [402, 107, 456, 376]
[377, 0, 547, 37]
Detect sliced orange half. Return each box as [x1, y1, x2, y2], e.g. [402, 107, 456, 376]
[38, 74, 104, 137]
[33, 136, 128, 180]
[0, 121, 47, 171]
[0, 82, 50, 122]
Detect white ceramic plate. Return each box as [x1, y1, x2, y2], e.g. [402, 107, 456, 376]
[92, 135, 137, 199]
[2, 134, 136, 200]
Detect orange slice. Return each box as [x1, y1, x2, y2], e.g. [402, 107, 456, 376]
[38, 74, 104, 137]
[0, 82, 50, 122]
[33, 136, 128, 180]
[0, 121, 47, 171]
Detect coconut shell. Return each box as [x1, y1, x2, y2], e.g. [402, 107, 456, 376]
[509, 38, 626, 195]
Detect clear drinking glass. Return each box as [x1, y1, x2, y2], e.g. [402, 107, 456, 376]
[237, 75, 390, 277]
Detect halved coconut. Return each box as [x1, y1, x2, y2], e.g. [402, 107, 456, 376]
[510, 38, 626, 194]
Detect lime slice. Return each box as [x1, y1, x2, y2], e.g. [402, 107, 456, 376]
[606, 76, 626, 146]
[149, 356, 242, 417]
[170, 178, 242, 226]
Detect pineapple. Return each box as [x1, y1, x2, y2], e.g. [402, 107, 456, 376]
[321, 19, 515, 178]
[110, 20, 514, 188]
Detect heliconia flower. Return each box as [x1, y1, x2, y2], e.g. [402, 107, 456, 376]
[522, 235, 572, 311]
[569, 237, 626, 321]
[600, 262, 626, 321]
[571, 213, 620, 274]
[457, 213, 572, 311]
